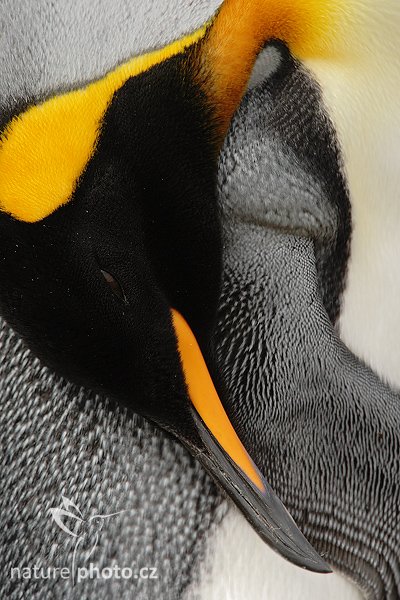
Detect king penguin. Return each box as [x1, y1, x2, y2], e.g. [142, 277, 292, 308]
[0, 0, 333, 580]
[0, 1, 399, 599]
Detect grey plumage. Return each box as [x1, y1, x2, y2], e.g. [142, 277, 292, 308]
[0, 0, 220, 111]
[0, 321, 226, 599]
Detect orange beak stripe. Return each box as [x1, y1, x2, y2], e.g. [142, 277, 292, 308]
[172, 309, 265, 493]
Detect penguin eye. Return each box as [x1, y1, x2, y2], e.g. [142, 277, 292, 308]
[100, 269, 127, 303]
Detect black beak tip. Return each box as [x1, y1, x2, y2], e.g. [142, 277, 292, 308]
[259, 486, 332, 573]
[189, 410, 332, 574]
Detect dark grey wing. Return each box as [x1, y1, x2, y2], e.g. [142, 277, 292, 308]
[216, 225, 400, 599]
[215, 50, 400, 599]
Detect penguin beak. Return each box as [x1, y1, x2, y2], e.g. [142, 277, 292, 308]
[172, 310, 331, 573]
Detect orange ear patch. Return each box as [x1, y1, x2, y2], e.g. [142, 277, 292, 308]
[200, 0, 346, 137]
[0, 27, 206, 223]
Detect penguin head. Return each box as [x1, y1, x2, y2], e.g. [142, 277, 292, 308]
[0, 4, 332, 574]
[0, 34, 222, 428]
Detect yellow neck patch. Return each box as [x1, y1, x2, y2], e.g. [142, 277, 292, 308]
[0, 27, 206, 223]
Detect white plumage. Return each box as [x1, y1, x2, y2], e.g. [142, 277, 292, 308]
[305, 1, 400, 389]
[187, 510, 362, 600]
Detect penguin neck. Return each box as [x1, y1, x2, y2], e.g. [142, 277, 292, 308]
[304, 37, 400, 389]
